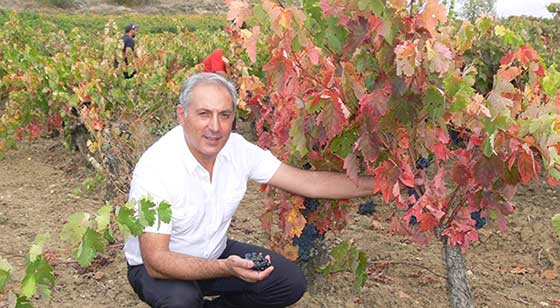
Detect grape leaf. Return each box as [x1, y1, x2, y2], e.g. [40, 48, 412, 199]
[289, 116, 308, 158]
[28, 233, 49, 262]
[12, 293, 33, 308]
[285, 197, 306, 238]
[21, 256, 54, 299]
[225, 0, 252, 27]
[427, 41, 452, 75]
[62, 212, 91, 245]
[416, 0, 447, 36]
[474, 155, 504, 187]
[0, 257, 12, 293]
[518, 150, 538, 184]
[330, 128, 357, 158]
[157, 200, 173, 229]
[73, 227, 105, 268]
[139, 198, 157, 227]
[343, 152, 360, 184]
[316, 96, 348, 146]
[115, 205, 143, 237]
[395, 41, 418, 77]
[95, 204, 112, 233]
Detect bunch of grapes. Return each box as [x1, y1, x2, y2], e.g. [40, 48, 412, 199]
[357, 200, 376, 216]
[470, 210, 487, 230]
[244, 252, 271, 271]
[292, 223, 322, 262]
[415, 157, 432, 170]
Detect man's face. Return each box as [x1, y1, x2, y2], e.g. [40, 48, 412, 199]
[177, 83, 235, 166]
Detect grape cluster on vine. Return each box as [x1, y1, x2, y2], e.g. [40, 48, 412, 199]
[292, 223, 322, 262]
[357, 200, 377, 216]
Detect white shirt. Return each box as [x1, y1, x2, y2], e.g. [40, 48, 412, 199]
[124, 126, 281, 265]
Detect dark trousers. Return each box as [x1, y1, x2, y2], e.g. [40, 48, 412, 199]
[127, 239, 307, 308]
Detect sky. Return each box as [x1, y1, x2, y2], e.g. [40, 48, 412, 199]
[495, 0, 556, 18]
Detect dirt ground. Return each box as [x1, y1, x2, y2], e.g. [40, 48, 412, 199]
[0, 122, 559, 307]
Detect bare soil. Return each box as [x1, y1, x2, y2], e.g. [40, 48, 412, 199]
[0, 121, 559, 307]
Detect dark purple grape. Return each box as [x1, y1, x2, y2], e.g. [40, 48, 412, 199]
[415, 157, 432, 170]
[243, 252, 271, 271]
[357, 201, 376, 216]
[471, 210, 487, 230]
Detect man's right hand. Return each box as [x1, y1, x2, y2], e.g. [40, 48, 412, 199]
[224, 255, 274, 283]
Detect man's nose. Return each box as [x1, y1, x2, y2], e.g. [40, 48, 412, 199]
[208, 114, 220, 131]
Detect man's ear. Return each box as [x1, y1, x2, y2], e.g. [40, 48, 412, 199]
[177, 104, 185, 125]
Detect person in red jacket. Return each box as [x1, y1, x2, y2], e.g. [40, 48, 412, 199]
[200, 48, 228, 77]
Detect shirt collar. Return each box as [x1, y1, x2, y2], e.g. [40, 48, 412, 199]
[176, 127, 234, 174]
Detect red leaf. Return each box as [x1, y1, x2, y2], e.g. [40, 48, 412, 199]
[244, 26, 259, 64]
[474, 155, 504, 187]
[343, 152, 360, 185]
[342, 16, 370, 59]
[517, 45, 538, 66]
[433, 143, 448, 160]
[451, 163, 470, 186]
[373, 161, 399, 203]
[28, 122, 42, 138]
[225, 0, 252, 27]
[399, 163, 415, 187]
[497, 66, 522, 82]
[416, 0, 447, 37]
[517, 150, 537, 184]
[316, 95, 348, 146]
[263, 51, 298, 97]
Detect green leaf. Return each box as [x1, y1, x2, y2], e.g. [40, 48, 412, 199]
[73, 228, 105, 268]
[21, 256, 54, 299]
[482, 134, 496, 157]
[61, 212, 91, 245]
[320, 240, 351, 274]
[115, 205, 144, 237]
[542, 65, 560, 98]
[157, 200, 173, 227]
[96, 204, 113, 232]
[13, 293, 33, 308]
[552, 214, 560, 237]
[289, 116, 309, 158]
[359, 0, 385, 16]
[0, 257, 12, 293]
[352, 251, 368, 291]
[325, 17, 348, 54]
[28, 233, 49, 262]
[139, 198, 157, 227]
[424, 86, 446, 126]
[483, 115, 507, 135]
[329, 128, 357, 158]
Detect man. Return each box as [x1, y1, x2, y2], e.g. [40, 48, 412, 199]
[124, 73, 374, 308]
[115, 23, 139, 79]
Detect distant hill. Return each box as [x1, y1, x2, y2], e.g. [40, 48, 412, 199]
[0, 0, 226, 14]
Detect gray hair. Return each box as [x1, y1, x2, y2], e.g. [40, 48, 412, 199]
[179, 73, 238, 115]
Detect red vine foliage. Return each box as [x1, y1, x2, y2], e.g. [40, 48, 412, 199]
[226, 0, 560, 257]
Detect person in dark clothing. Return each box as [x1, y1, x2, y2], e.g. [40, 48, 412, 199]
[114, 23, 139, 79]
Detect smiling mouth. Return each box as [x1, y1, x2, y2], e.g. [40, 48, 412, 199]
[204, 135, 221, 142]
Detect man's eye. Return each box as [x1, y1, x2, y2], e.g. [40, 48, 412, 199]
[220, 113, 231, 119]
